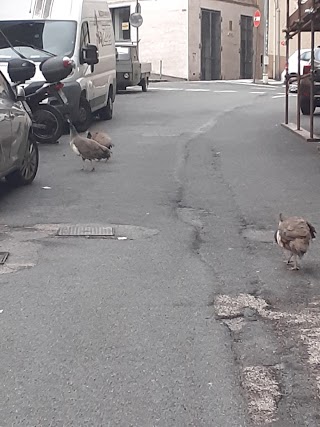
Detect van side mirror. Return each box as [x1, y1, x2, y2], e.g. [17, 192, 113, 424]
[81, 44, 99, 66]
[16, 86, 26, 102]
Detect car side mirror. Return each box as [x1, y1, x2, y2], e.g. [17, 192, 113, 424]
[82, 44, 99, 66]
[16, 86, 26, 102]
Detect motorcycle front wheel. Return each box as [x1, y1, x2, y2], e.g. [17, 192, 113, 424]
[32, 104, 64, 144]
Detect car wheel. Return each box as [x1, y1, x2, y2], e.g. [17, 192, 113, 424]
[141, 78, 148, 92]
[74, 97, 92, 132]
[300, 98, 315, 115]
[99, 92, 113, 121]
[5, 136, 39, 186]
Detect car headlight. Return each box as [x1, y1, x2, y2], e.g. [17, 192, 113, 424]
[123, 73, 129, 79]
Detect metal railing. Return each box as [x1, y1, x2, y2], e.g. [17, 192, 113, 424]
[283, 0, 320, 142]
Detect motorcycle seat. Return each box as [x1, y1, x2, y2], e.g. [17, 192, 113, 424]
[24, 82, 45, 96]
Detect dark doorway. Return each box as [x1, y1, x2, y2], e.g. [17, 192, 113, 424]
[240, 15, 253, 79]
[201, 9, 221, 80]
[111, 6, 131, 41]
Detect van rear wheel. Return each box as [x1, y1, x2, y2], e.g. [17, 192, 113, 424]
[75, 97, 92, 132]
[141, 78, 148, 92]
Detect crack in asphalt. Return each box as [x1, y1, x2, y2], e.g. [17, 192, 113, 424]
[169, 101, 320, 425]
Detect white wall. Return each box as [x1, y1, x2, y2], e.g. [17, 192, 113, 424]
[268, 0, 320, 78]
[108, 0, 189, 79]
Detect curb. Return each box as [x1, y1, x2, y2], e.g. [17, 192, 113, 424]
[149, 79, 169, 83]
[149, 79, 284, 86]
[253, 80, 284, 87]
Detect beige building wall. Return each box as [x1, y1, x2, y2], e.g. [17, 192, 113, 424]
[108, 0, 189, 79]
[108, 0, 264, 80]
[189, 0, 263, 80]
[268, 0, 320, 78]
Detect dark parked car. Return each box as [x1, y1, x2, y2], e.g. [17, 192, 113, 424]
[0, 71, 38, 185]
[300, 48, 320, 115]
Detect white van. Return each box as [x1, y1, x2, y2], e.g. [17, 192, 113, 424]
[0, 0, 117, 131]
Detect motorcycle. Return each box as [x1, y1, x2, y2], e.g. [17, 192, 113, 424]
[7, 56, 74, 144]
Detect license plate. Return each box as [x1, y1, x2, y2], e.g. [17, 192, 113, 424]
[58, 89, 68, 104]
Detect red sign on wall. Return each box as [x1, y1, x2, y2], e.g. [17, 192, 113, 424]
[254, 10, 261, 28]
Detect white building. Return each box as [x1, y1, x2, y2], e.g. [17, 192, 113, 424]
[268, 0, 320, 80]
[108, 0, 264, 81]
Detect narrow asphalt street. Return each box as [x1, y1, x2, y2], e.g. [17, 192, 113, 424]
[1, 81, 320, 426]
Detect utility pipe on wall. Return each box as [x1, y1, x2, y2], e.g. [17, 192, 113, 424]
[273, 0, 277, 79]
[263, 0, 270, 83]
[136, 0, 139, 58]
[272, 0, 281, 80]
[276, 5, 281, 80]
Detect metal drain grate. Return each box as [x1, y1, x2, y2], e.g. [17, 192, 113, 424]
[0, 252, 9, 264]
[57, 225, 115, 237]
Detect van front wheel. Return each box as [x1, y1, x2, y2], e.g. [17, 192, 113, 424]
[99, 93, 113, 121]
[75, 97, 92, 132]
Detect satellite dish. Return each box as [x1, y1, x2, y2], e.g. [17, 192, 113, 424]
[129, 13, 143, 28]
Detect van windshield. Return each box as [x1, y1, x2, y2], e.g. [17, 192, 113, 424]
[0, 20, 77, 62]
[116, 47, 131, 61]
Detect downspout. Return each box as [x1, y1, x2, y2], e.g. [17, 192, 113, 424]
[273, 0, 277, 79]
[276, 4, 281, 80]
[262, 0, 270, 83]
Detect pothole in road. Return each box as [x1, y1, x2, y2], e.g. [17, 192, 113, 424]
[0, 223, 159, 275]
[242, 365, 282, 425]
[0, 228, 41, 275]
[57, 225, 115, 238]
[24, 223, 159, 240]
[54, 223, 159, 240]
[214, 293, 320, 424]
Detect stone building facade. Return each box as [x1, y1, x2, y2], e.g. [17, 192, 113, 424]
[108, 0, 264, 80]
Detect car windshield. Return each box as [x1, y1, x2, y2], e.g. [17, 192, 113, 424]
[116, 46, 131, 61]
[0, 20, 77, 62]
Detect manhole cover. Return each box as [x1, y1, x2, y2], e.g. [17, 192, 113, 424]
[0, 252, 9, 264]
[57, 225, 115, 237]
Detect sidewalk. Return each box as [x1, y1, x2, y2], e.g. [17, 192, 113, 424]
[149, 73, 186, 83]
[149, 74, 285, 87]
[252, 78, 284, 87]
